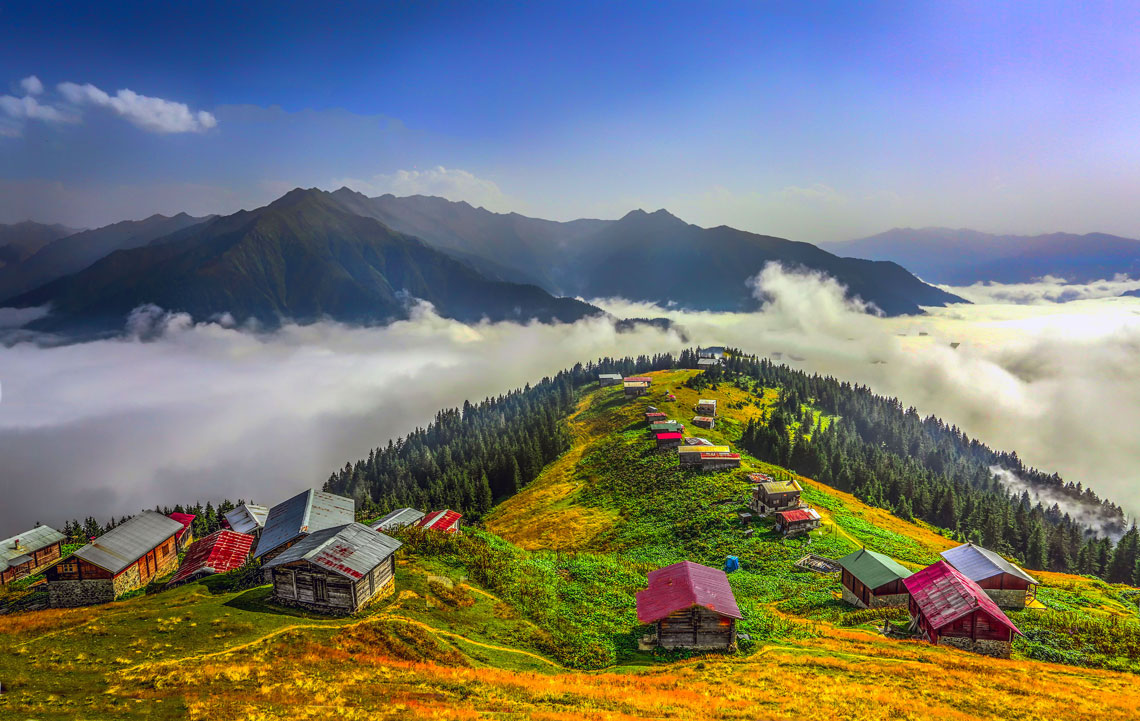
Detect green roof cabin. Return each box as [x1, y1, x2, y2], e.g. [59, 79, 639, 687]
[838, 548, 913, 608]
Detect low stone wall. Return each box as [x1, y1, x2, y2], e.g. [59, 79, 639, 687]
[869, 592, 910, 609]
[113, 565, 144, 597]
[49, 579, 115, 608]
[984, 588, 1027, 609]
[841, 586, 868, 608]
[939, 636, 1011, 659]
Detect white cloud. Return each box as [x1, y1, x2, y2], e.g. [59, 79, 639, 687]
[58, 82, 217, 134]
[332, 166, 511, 211]
[0, 93, 72, 123]
[19, 75, 44, 96]
[941, 275, 1140, 305]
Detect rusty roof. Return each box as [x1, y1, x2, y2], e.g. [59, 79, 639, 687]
[418, 509, 463, 532]
[636, 561, 742, 623]
[168, 530, 255, 585]
[263, 523, 401, 581]
[254, 489, 355, 559]
[904, 560, 1021, 636]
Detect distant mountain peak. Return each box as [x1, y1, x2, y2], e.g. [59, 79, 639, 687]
[617, 208, 688, 227]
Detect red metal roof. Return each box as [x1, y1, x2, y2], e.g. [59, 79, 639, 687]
[624, 376, 653, 383]
[168, 512, 197, 539]
[656, 432, 683, 440]
[699, 452, 740, 459]
[903, 561, 1021, 636]
[774, 509, 814, 523]
[168, 530, 255, 585]
[417, 509, 463, 533]
[636, 561, 743, 624]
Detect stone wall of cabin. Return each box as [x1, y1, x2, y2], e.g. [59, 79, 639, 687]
[113, 563, 144, 597]
[49, 579, 115, 607]
[939, 636, 1012, 659]
[869, 592, 909, 608]
[984, 588, 1028, 609]
[841, 586, 868, 609]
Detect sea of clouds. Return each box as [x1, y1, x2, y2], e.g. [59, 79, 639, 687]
[2, 264, 1140, 530]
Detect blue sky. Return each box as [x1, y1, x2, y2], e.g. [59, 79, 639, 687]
[2, 1, 1139, 241]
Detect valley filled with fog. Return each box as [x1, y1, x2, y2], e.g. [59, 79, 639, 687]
[3, 264, 1139, 529]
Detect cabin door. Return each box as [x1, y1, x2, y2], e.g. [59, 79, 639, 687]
[314, 577, 328, 603]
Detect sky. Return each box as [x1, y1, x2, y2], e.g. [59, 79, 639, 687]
[2, 1, 1140, 241]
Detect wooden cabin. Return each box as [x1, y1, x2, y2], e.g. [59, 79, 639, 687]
[264, 523, 402, 615]
[624, 376, 652, 397]
[837, 548, 913, 608]
[697, 358, 721, 370]
[678, 445, 730, 465]
[692, 415, 715, 430]
[598, 373, 623, 387]
[940, 542, 1039, 609]
[46, 511, 183, 607]
[696, 399, 717, 417]
[656, 431, 684, 449]
[645, 411, 667, 423]
[168, 512, 196, 550]
[773, 508, 821, 536]
[636, 561, 742, 650]
[417, 509, 463, 533]
[168, 530, 255, 586]
[224, 503, 269, 537]
[371, 508, 425, 532]
[253, 489, 355, 563]
[697, 452, 741, 471]
[1, 525, 66, 585]
[749, 479, 803, 514]
[903, 560, 1022, 658]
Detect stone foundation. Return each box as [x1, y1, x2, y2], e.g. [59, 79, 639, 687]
[49, 579, 115, 608]
[869, 592, 909, 608]
[841, 586, 868, 608]
[939, 636, 1012, 659]
[983, 588, 1028, 609]
[113, 565, 144, 597]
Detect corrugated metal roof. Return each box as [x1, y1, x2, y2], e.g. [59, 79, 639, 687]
[73, 511, 184, 574]
[759, 480, 802, 494]
[903, 561, 1021, 636]
[1, 525, 66, 570]
[940, 542, 1040, 585]
[418, 509, 463, 533]
[168, 513, 196, 539]
[775, 508, 820, 523]
[697, 358, 719, 364]
[224, 504, 269, 535]
[169, 530, 255, 585]
[624, 376, 653, 383]
[838, 548, 913, 589]
[692, 415, 715, 422]
[747, 473, 773, 483]
[697, 399, 717, 406]
[636, 561, 742, 623]
[371, 508, 425, 531]
[678, 445, 730, 454]
[598, 373, 622, 379]
[649, 422, 684, 432]
[263, 523, 402, 580]
[254, 489, 355, 559]
[656, 432, 684, 440]
[699, 452, 740, 459]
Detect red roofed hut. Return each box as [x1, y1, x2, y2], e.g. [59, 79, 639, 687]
[624, 377, 652, 397]
[168, 512, 197, 550]
[168, 530, 255, 586]
[903, 560, 1022, 658]
[636, 561, 742, 650]
[655, 431, 683, 449]
[417, 509, 463, 534]
[645, 411, 668, 423]
[773, 508, 821, 536]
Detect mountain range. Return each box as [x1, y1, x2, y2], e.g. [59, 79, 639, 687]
[831, 228, 1140, 285]
[0, 189, 967, 337]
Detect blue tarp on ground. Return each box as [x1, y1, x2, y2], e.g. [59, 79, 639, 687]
[725, 556, 740, 572]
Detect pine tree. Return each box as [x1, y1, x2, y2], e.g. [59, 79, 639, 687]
[1025, 522, 1048, 571]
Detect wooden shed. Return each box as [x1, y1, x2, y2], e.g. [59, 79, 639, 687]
[655, 431, 684, 449]
[46, 511, 183, 607]
[264, 523, 402, 615]
[773, 508, 821, 536]
[696, 399, 717, 417]
[678, 445, 730, 465]
[168, 530, 255, 586]
[697, 452, 741, 471]
[903, 560, 1022, 658]
[636, 561, 742, 650]
[253, 489, 355, 563]
[624, 376, 652, 397]
[697, 358, 721, 370]
[692, 415, 715, 430]
[940, 542, 1039, 609]
[598, 373, 623, 387]
[837, 548, 913, 608]
[1, 525, 66, 585]
[749, 479, 803, 514]
[371, 508, 425, 532]
[645, 411, 668, 423]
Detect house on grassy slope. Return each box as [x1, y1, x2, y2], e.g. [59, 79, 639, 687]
[624, 376, 652, 397]
[264, 523, 401, 615]
[655, 431, 684, 449]
[598, 373, 623, 387]
[773, 508, 821, 536]
[692, 415, 715, 430]
[837, 548, 913, 608]
[636, 561, 742, 650]
[697, 452, 741, 471]
[0, 525, 66, 585]
[696, 399, 717, 417]
[903, 560, 1022, 658]
[224, 503, 269, 537]
[678, 445, 730, 464]
[168, 530, 255, 586]
[371, 507, 425, 532]
[167, 512, 196, 550]
[649, 421, 685, 434]
[697, 358, 721, 370]
[940, 542, 1040, 609]
[46, 511, 183, 607]
[750, 479, 803, 514]
[253, 489, 355, 563]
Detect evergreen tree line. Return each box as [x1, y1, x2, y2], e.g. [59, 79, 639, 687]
[60, 499, 247, 544]
[731, 356, 1137, 583]
[324, 354, 677, 521]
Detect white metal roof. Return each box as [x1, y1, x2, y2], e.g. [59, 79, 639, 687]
[254, 489, 354, 559]
[371, 508, 425, 531]
[940, 542, 1039, 585]
[263, 523, 402, 580]
[1, 525, 66, 571]
[72, 511, 183, 574]
[224, 504, 269, 535]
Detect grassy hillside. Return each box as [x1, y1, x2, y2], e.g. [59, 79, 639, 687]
[3, 368, 1139, 719]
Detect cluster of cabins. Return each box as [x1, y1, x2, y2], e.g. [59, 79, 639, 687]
[746, 473, 822, 537]
[4, 491, 462, 616]
[836, 541, 1038, 657]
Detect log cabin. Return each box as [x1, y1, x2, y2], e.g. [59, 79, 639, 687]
[903, 560, 1022, 658]
[264, 523, 402, 615]
[749, 479, 803, 514]
[645, 411, 668, 423]
[598, 373, 623, 387]
[697, 452, 741, 470]
[692, 415, 716, 430]
[624, 377, 652, 397]
[46, 511, 183, 607]
[0, 525, 66, 585]
[773, 508, 822, 536]
[940, 542, 1040, 609]
[655, 431, 684, 449]
[253, 489, 355, 563]
[224, 503, 269, 537]
[678, 445, 730, 464]
[696, 399, 717, 417]
[636, 561, 742, 650]
[837, 548, 913, 608]
[168, 530, 255, 586]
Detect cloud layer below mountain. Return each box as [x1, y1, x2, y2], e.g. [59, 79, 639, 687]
[2, 267, 1139, 531]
